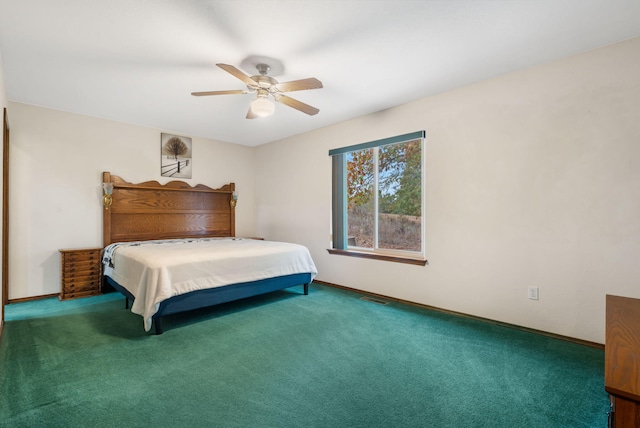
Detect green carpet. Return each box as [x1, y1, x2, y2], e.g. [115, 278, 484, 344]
[0, 283, 607, 427]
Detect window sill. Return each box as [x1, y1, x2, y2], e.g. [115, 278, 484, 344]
[327, 249, 428, 266]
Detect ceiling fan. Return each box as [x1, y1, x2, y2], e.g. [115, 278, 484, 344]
[192, 63, 323, 119]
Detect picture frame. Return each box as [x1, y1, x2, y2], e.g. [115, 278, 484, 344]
[161, 133, 192, 178]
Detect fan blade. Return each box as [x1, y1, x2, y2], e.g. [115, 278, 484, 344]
[273, 94, 319, 116]
[191, 90, 249, 96]
[275, 78, 323, 92]
[246, 106, 259, 119]
[217, 63, 257, 87]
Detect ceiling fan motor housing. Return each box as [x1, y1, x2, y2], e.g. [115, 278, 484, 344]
[250, 74, 277, 90]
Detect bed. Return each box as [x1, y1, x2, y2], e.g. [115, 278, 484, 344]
[101, 172, 317, 334]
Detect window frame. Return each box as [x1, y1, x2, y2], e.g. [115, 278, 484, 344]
[328, 131, 427, 265]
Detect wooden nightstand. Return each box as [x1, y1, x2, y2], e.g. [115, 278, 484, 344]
[59, 248, 103, 300]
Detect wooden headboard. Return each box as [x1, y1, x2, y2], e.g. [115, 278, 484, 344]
[102, 171, 236, 246]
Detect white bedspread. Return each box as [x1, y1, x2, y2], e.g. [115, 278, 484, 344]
[103, 238, 317, 331]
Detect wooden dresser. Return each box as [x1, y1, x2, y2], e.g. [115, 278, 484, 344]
[59, 248, 103, 300]
[605, 294, 640, 427]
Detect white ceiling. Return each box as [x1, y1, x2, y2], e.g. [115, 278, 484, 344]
[0, 0, 639, 147]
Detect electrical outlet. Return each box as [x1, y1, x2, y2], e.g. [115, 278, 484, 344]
[528, 286, 539, 300]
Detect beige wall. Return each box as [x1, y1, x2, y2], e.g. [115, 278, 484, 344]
[254, 37, 640, 344]
[7, 103, 256, 299]
[0, 50, 6, 107]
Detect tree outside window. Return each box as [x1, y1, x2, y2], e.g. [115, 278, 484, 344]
[346, 138, 422, 253]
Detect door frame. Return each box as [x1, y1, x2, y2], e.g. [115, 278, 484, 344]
[2, 107, 9, 318]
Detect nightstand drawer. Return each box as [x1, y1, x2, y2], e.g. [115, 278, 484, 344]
[62, 289, 101, 300]
[62, 277, 101, 292]
[63, 250, 100, 259]
[62, 271, 100, 284]
[63, 263, 100, 276]
[64, 255, 100, 266]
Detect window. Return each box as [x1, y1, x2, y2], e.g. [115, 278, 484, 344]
[329, 131, 426, 265]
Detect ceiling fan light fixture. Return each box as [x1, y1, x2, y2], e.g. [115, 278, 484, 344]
[250, 96, 275, 117]
[193, 62, 322, 118]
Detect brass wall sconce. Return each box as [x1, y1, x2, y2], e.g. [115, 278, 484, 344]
[230, 191, 238, 208]
[103, 182, 114, 208]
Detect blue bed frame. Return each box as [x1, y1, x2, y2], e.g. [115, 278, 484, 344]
[105, 273, 311, 334]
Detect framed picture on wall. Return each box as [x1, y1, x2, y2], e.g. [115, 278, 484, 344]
[161, 133, 192, 178]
